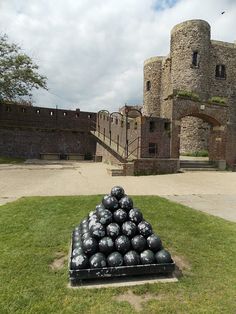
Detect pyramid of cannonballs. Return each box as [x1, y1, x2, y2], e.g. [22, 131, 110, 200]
[70, 186, 173, 277]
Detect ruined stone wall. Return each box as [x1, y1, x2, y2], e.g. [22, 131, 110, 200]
[180, 116, 210, 154]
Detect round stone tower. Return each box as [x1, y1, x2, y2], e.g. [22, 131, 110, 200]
[170, 19, 211, 100]
[143, 56, 163, 117]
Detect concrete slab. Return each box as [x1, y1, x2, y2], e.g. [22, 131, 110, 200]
[164, 194, 236, 222]
[69, 274, 178, 289]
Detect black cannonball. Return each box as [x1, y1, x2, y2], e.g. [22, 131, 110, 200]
[119, 196, 133, 211]
[147, 234, 163, 252]
[115, 235, 131, 254]
[97, 209, 113, 225]
[73, 229, 80, 238]
[89, 252, 107, 268]
[95, 203, 105, 214]
[122, 221, 137, 238]
[138, 221, 153, 238]
[131, 235, 147, 253]
[107, 252, 123, 267]
[71, 253, 89, 270]
[113, 208, 128, 224]
[72, 234, 80, 242]
[88, 210, 97, 218]
[72, 247, 83, 257]
[72, 240, 82, 250]
[81, 225, 90, 235]
[111, 186, 125, 200]
[74, 225, 80, 232]
[123, 250, 140, 266]
[90, 222, 106, 239]
[129, 208, 143, 224]
[99, 236, 114, 255]
[82, 237, 98, 256]
[140, 249, 156, 265]
[81, 218, 88, 226]
[106, 223, 120, 239]
[102, 195, 119, 211]
[81, 231, 91, 241]
[88, 218, 99, 231]
[155, 249, 172, 264]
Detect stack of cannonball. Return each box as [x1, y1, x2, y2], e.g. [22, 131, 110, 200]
[70, 186, 172, 271]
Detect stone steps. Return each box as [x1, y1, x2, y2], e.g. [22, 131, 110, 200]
[107, 168, 125, 176]
[180, 160, 218, 171]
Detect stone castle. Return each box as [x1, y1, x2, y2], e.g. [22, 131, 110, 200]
[1, 19, 236, 174]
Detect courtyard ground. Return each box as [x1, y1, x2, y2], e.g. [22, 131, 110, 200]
[0, 160, 236, 222]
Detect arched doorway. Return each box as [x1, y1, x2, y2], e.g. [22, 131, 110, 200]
[171, 112, 226, 163]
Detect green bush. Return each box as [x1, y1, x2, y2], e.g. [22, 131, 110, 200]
[182, 150, 209, 157]
[176, 90, 200, 101]
[208, 96, 226, 105]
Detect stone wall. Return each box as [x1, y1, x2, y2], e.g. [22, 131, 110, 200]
[0, 127, 96, 159]
[0, 102, 97, 159]
[133, 158, 179, 175]
[180, 116, 210, 154]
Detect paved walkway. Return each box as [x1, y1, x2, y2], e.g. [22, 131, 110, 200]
[0, 161, 236, 222]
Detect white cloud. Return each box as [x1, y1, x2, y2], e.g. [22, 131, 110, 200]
[1, 0, 236, 112]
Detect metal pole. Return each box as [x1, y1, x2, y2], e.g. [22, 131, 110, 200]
[125, 104, 128, 159]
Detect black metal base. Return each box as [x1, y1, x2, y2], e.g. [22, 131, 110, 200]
[69, 261, 175, 285]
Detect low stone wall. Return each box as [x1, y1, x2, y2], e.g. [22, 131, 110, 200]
[134, 158, 179, 175]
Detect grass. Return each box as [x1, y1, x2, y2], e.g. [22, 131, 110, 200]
[0, 155, 25, 164]
[176, 90, 200, 102]
[181, 150, 209, 157]
[0, 195, 235, 314]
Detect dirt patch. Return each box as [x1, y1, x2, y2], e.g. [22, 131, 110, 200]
[172, 254, 191, 277]
[50, 252, 67, 271]
[114, 290, 164, 312]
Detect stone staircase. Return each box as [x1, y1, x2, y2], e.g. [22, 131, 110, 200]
[180, 160, 218, 171]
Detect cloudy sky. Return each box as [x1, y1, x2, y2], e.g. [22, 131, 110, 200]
[1, 0, 236, 112]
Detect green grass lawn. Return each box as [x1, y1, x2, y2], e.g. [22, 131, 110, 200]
[0, 196, 235, 314]
[0, 155, 25, 164]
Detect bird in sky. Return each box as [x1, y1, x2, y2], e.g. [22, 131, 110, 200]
[221, 11, 225, 14]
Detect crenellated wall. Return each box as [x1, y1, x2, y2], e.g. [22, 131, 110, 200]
[0, 102, 97, 158]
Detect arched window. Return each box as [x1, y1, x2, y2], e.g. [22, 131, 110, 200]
[215, 64, 226, 79]
[146, 80, 151, 91]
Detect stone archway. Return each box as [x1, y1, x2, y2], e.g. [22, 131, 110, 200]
[170, 99, 228, 162]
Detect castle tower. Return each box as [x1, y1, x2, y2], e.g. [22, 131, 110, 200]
[170, 19, 211, 100]
[143, 57, 163, 117]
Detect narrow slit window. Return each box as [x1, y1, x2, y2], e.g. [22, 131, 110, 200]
[149, 121, 155, 132]
[215, 64, 226, 79]
[192, 51, 199, 67]
[146, 80, 151, 91]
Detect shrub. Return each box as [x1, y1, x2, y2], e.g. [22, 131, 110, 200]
[208, 96, 226, 105]
[176, 90, 200, 101]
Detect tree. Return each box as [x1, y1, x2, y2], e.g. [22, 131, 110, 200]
[0, 34, 47, 101]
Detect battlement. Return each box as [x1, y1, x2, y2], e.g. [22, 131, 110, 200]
[0, 101, 96, 131]
[211, 40, 236, 49]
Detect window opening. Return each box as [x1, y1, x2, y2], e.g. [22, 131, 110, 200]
[215, 64, 226, 79]
[192, 51, 199, 67]
[149, 121, 155, 132]
[146, 80, 151, 91]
